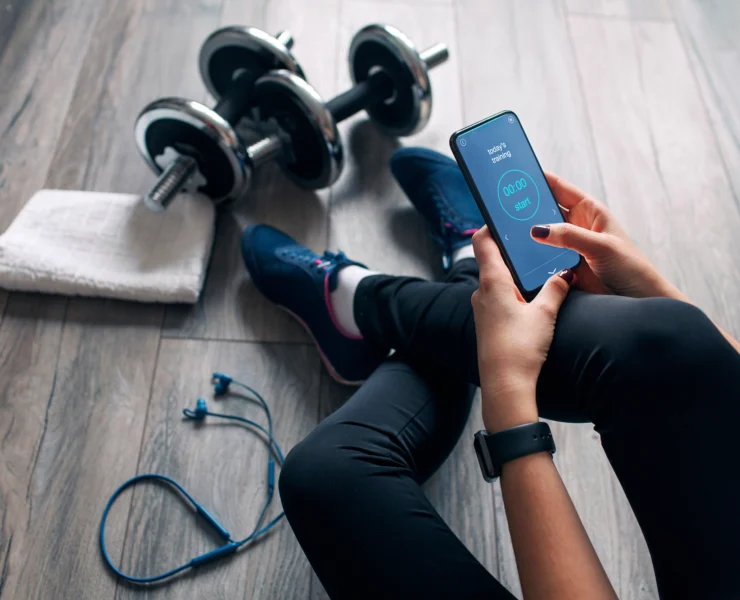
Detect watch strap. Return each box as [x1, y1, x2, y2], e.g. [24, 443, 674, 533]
[474, 422, 555, 482]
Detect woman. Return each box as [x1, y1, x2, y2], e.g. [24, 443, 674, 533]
[241, 148, 740, 599]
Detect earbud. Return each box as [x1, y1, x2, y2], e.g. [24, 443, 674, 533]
[183, 398, 208, 420]
[103, 372, 285, 584]
[212, 372, 233, 396]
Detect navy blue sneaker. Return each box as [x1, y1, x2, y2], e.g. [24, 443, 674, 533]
[241, 224, 388, 386]
[390, 147, 484, 269]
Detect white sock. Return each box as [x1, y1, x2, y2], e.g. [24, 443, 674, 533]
[330, 265, 377, 338]
[451, 243, 475, 264]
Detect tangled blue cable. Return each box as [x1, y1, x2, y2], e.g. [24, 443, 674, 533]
[99, 373, 286, 584]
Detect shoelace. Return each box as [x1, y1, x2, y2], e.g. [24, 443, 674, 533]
[284, 247, 351, 273]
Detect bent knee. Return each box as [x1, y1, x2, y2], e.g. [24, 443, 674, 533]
[279, 428, 380, 520]
[615, 298, 718, 373]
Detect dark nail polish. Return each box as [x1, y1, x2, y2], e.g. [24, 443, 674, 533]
[531, 225, 550, 239]
[558, 269, 574, 284]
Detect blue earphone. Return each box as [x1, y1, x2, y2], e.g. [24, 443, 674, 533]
[99, 373, 286, 584]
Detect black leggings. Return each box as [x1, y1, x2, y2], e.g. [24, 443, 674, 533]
[279, 259, 740, 599]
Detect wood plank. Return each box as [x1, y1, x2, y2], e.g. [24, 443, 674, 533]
[329, 0, 463, 278]
[1, 299, 161, 600]
[673, 0, 740, 211]
[564, 0, 673, 20]
[0, 0, 105, 231]
[0, 0, 28, 58]
[456, 0, 603, 197]
[45, 0, 222, 193]
[569, 16, 740, 336]
[163, 0, 342, 342]
[0, 295, 66, 600]
[1, 1, 223, 597]
[114, 339, 319, 599]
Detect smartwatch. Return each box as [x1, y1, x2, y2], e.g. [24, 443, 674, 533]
[474, 422, 555, 482]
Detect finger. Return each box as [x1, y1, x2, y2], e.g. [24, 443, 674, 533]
[530, 222, 608, 256]
[544, 171, 593, 210]
[532, 269, 574, 318]
[472, 227, 516, 297]
[472, 227, 509, 277]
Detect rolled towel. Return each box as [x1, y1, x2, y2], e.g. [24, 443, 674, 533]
[0, 190, 215, 303]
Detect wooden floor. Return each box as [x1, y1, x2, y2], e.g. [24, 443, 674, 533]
[1, 0, 739, 598]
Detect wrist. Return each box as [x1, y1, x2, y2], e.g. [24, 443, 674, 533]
[481, 384, 539, 434]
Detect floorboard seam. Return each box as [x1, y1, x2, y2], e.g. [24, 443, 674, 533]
[563, 9, 607, 201]
[673, 14, 740, 213]
[25, 299, 69, 513]
[565, 11, 674, 24]
[111, 308, 167, 599]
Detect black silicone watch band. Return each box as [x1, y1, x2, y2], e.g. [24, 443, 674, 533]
[474, 422, 555, 482]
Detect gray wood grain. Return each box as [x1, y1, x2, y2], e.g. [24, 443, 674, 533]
[329, 0, 463, 277]
[673, 0, 740, 213]
[564, 0, 673, 20]
[0, 0, 738, 598]
[0, 0, 104, 231]
[115, 339, 320, 599]
[1, 299, 161, 600]
[569, 15, 740, 336]
[0, 294, 66, 600]
[456, 0, 604, 197]
[0, 0, 28, 58]
[162, 0, 342, 342]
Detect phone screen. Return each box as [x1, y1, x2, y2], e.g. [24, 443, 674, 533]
[452, 112, 580, 293]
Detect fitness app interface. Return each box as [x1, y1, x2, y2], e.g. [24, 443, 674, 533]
[456, 113, 579, 292]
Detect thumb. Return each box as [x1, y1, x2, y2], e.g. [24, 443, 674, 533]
[531, 223, 607, 256]
[532, 269, 574, 317]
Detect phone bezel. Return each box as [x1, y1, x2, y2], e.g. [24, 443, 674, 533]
[449, 109, 581, 299]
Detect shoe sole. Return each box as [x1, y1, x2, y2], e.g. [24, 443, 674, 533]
[278, 305, 365, 388]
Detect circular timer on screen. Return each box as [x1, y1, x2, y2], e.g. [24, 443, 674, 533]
[497, 169, 540, 221]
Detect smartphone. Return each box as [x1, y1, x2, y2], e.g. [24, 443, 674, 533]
[450, 111, 580, 299]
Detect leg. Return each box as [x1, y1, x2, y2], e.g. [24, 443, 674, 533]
[354, 257, 480, 385]
[356, 269, 740, 596]
[279, 357, 512, 600]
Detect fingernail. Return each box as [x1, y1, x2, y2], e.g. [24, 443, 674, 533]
[558, 269, 574, 285]
[531, 225, 550, 239]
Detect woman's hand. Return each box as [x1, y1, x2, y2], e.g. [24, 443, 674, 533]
[531, 172, 687, 301]
[471, 228, 574, 433]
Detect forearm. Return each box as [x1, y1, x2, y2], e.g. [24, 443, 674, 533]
[499, 452, 617, 600]
[482, 386, 616, 600]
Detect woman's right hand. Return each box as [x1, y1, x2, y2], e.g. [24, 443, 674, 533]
[531, 172, 687, 301]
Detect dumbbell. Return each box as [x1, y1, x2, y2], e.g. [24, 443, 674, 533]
[251, 24, 449, 190]
[133, 26, 305, 211]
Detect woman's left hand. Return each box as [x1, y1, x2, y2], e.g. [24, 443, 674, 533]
[471, 227, 575, 433]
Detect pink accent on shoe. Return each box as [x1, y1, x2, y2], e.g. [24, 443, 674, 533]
[314, 259, 323, 265]
[278, 305, 364, 387]
[444, 222, 452, 228]
[324, 272, 364, 340]
[461, 228, 479, 236]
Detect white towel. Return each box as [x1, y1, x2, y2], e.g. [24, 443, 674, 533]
[0, 190, 216, 304]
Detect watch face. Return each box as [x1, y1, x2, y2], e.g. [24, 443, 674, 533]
[474, 431, 496, 482]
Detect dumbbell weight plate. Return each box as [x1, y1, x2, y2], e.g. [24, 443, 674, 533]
[200, 26, 305, 103]
[134, 98, 249, 203]
[349, 24, 432, 137]
[253, 71, 343, 190]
